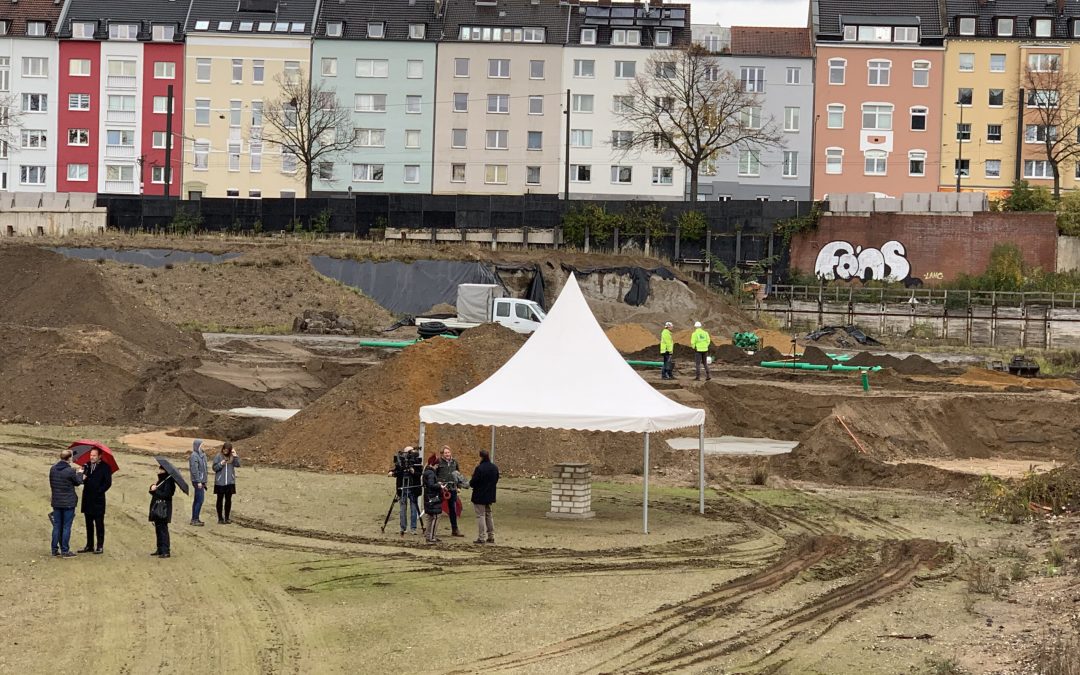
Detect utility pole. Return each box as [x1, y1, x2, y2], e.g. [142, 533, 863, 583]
[563, 88, 570, 202]
[164, 84, 174, 199]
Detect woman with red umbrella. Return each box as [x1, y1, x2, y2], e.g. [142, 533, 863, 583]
[69, 441, 118, 555]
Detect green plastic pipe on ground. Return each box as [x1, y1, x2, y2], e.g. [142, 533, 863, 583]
[626, 360, 664, 368]
[358, 335, 460, 349]
[759, 361, 882, 373]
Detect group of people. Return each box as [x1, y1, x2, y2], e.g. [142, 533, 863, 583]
[47, 440, 241, 558]
[659, 321, 712, 381]
[390, 444, 500, 545]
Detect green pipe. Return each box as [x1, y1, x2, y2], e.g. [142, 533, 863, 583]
[759, 361, 882, 373]
[826, 353, 853, 361]
[626, 360, 664, 368]
[832, 364, 882, 372]
[359, 335, 459, 349]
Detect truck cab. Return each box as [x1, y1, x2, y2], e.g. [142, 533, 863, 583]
[493, 298, 545, 334]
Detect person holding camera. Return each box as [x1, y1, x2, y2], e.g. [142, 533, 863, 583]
[388, 446, 422, 536]
[470, 449, 500, 545]
[149, 464, 176, 558]
[422, 454, 443, 544]
[213, 442, 241, 524]
[78, 447, 112, 554]
[49, 449, 84, 558]
[436, 445, 464, 537]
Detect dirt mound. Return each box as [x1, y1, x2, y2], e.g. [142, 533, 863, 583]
[606, 323, 660, 353]
[800, 346, 836, 366]
[844, 352, 942, 376]
[713, 344, 753, 364]
[246, 324, 660, 475]
[951, 367, 1077, 391]
[699, 382, 861, 440]
[756, 329, 797, 355]
[754, 346, 785, 362]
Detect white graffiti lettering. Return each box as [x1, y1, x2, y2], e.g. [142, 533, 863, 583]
[814, 240, 911, 282]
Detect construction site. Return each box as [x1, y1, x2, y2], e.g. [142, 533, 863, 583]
[2, 234, 1078, 675]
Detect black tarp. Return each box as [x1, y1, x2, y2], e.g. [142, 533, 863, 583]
[563, 265, 677, 306]
[493, 263, 546, 309]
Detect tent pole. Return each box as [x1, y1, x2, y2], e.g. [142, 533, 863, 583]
[643, 432, 650, 534]
[698, 423, 705, 515]
[490, 426, 496, 462]
[418, 422, 426, 453]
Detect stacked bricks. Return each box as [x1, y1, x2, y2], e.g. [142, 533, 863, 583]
[546, 463, 595, 520]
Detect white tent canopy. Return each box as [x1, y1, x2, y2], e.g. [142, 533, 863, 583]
[419, 273, 707, 532]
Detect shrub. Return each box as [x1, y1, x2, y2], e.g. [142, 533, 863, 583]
[676, 210, 707, 241]
[999, 179, 1055, 212]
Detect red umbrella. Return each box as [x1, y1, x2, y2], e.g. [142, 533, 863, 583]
[69, 440, 120, 474]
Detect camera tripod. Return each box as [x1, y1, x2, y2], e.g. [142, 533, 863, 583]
[380, 486, 425, 533]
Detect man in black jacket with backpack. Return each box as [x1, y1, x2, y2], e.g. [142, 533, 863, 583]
[469, 450, 499, 545]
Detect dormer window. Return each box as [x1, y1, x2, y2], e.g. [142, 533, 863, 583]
[894, 26, 918, 43]
[522, 27, 544, 42]
[367, 22, 384, 38]
[655, 29, 671, 46]
[996, 17, 1014, 36]
[0, 21, 7, 36]
[409, 23, 425, 39]
[109, 23, 137, 40]
[958, 17, 976, 35]
[152, 24, 176, 41]
[1073, 19, 1080, 38]
[26, 21, 48, 37]
[72, 21, 95, 38]
[326, 21, 343, 37]
[612, 29, 641, 46]
[194, 20, 210, 30]
[217, 21, 232, 31]
[1033, 18, 1052, 38]
[580, 28, 596, 45]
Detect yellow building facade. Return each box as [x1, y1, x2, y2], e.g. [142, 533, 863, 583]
[941, 39, 1080, 196]
[182, 36, 312, 199]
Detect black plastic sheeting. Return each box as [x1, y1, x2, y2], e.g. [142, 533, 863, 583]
[563, 265, 676, 306]
[50, 247, 241, 267]
[310, 257, 500, 315]
[493, 263, 546, 309]
[805, 325, 884, 346]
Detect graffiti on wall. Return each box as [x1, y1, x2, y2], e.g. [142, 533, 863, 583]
[815, 240, 912, 283]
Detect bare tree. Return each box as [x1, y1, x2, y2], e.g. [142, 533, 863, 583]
[0, 96, 22, 149]
[1021, 57, 1080, 199]
[613, 44, 782, 201]
[262, 68, 359, 194]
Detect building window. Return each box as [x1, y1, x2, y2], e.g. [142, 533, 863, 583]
[69, 59, 91, 77]
[580, 28, 596, 45]
[996, 18, 1014, 36]
[868, 60, 890, 85]
[1024, 160, 1052, 178]
[321, 58, 337, 77]
[20, 166, 46, 185]
[193, 142, 209, 170]
[152, 131, 167, 149]
[955, 159, 970, 177]
[912, 60, 930, 87]
[523, 27, 545, 42]
[861, 104, 893, 130]
[453, 93, 468, 112]
[786, 67, 801, 84]
[987, 124, 1002, 142]
[228, 141, 242, 171]
[986, 159, 1002, 178]
[406, 95, 422, 114]
[229, 100, 242, 127]
[326, 22, 343, 37]
[782, 151, 798, 178]
[1025, 124, 1058, 143]
[784, 107, 800, 132]
[613, 96, 633, 114]
[738, 151, 760, 176]
[1028, 54, 1060, 73]
[195, 99, 210, 125]
[612, 130, 633, 148]
[894, 26, 918, 42]
[152, 24, 175, 41]
[908, 151, 926, 176]
[828, 59, 845, 85]
[68, 129, 90, 146]
[958, 53, 974, 72]
[68, 94, 90, 111]
[990, 54, 1006, 72]
[407, 60, 424, 79]
[651, 166, 674, 185]
[1028, 89, 1060, 107]
[525, 166, 540, 185]
[615, 61, 636, 79]
[355, 128, 385, 147]
[68, 164, 89, 181]
[1033, 18, 1052, 38]
[154, 61, 175, 79]
[196, 58, 211, 82]
[956, 123, 971, 141]
[574, 60, 595, 78]
[989, 89, 1004, 107]
[410, 24, 426, 39]
[530, 60, 544, 79]
[229, 59, 241, 82]
[864, 151, 887, 175]
[488, 59, 510, 78]
[351, 164, 384, 182]
[21, 129, 47, 149]
[451, 128, 467, 148]
[910, 106, 927, 131]
[454, 58, 469, 78]
[611, 165, 633, 184]
[571, 165, 591, 183]
[105, 165, 134, 182]
[249, 142, 262, 172]
[149, 166, 168, 184]
[611, 29, 640, 46]
[572, 95, 594, 113]
[22, 57, 48, 78]
[72, 21, 95, 39]
[655, 29, 671, 46]
[403, 165, 420, 184]
[958, 88, 972, 105]
[528, 96, 543, 115]
[367, 22, 384, 38]
[570, 129, 592, 148]
[485, 164, 507, 185]
[487, 94, 509, 114]
[827, 104, 845, 129]
[355, 94, 387, 112]
[356, 59, 389, 78]
[958, 17, 976, 35]
[108, 23, 138, 40]
[451, 164, 466, 182]
[281, 151, 298, 173]
[740, 106, 762, 129]
[27, 21, 48, 37]
[106, 129, 134, 147]
[22, 94, 47, 112]
[252, 60, 264, 83]
[485, 129, 509, 150]
[404, 129, 421, 149]
[741, 66, 765, 92]
[825, 147, 843, 174]
[153, 96, 174, 114]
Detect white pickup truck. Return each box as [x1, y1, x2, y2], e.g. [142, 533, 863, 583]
[414, 283, 546, 335]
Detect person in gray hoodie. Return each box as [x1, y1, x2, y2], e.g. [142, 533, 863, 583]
[212, 442, 241, 524]
[188, 439, 208, 526]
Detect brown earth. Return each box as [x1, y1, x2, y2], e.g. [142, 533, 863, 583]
[847, 351, 943, 376]
[948, 366, 1078, 391]
[800, 346, 836, 366]
[605, 323, 660, 353]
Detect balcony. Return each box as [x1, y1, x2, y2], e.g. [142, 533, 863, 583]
[105, 110, 136, 124]
[106, 75, 137, 90]
[105, 144, 136, 158]
[103, 180, 137, 194]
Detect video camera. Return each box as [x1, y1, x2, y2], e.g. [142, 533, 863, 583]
[391, 445, 423, 490]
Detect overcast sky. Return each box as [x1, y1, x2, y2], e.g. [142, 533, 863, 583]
[691, 0, 809, 27]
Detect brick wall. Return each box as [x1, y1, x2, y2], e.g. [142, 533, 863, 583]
[789, 212, 1058, 285]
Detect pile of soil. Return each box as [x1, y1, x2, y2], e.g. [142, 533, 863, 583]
[713, 344, 754, 364]
[800, 346, 836, 366]
[246, 324, 668, 476]
[698, 382, 862, 440]
[756, 329, 798, 355]
[754, 346, 785, 362]
[846, 352, 942, 376]
[622, 343, 699, 362]
[605, 323, 660, 353]
[951, 367, 1077, 391]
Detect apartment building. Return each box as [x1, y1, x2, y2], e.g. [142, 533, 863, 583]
[941, 1, 1080, 194]
[561, 4, 690, 200]
[312, 0, 439, 194]
[694, 24, 813, 201]
[181, 0, 317, 199]
[0, 0, 64, 193]
[812, 0, 946, 198]
[431, 0, 571, 195]
[55, 0, 189, 195]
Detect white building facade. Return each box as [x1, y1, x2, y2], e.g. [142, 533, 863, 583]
[1, 36, 60, 192]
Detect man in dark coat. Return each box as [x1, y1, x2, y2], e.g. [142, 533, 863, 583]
[49, 449, 84, 558]
[79, 448, 112, 554]
[149, 465, 177, 558]
[436, 446, 464, 537]
[469, 450, 500, 545]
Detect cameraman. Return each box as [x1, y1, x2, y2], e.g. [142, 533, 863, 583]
[388, 446, 422, 536]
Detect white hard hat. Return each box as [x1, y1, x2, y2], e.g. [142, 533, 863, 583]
[694, 321, 702, 328]
[664, 321, 673, 328]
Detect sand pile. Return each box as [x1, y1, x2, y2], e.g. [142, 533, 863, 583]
[846, 352, 942, 376]
[605, 323, 660, 353]
[246, 324, 662, 475]
[754, 346, 785, 362]
[756, 329, 798, 355]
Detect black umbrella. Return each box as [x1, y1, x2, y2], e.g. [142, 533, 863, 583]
[154, 456, 190, 495]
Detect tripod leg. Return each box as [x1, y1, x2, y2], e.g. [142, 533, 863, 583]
[380, 492, 399, 533]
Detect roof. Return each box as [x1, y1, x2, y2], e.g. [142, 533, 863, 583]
[0, 0, 64, 38]
[815, 0, 945, 41]
[184, 0, 318, 35]
[315, 0, 440, 41]
[440, 0, 574, 44]
[945, 0, 1080, 39]
[58, 0, 193, 39]
[419, 274, 705, 433]
[730, 26, 812, 57]
[566, 3, 692, 48]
